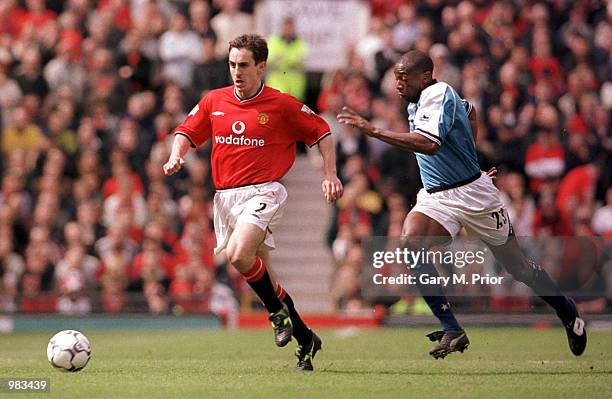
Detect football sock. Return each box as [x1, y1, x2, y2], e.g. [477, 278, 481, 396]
[242, 257, 283, 314]
[413, 262, 463, 332]
[276, 283, 313, 346]
[525, 260, 575, 323]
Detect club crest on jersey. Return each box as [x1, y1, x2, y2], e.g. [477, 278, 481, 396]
[257, 113, 269, 125]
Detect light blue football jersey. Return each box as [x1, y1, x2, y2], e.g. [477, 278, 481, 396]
[407, 81, 481, 192]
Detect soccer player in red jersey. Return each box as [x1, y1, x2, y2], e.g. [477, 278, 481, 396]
[163, 34, 343, 371]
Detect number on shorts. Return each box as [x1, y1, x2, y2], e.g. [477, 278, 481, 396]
[491, 208, 508, 230]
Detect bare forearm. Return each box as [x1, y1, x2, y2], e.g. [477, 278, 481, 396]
[337, 106, 438, 155]
[369, 127, 438, 155]
[163, 134, 191, 175]
[170, 134, 191, 159]
[317, 134, 337, 175]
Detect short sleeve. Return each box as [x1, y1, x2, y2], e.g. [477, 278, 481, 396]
[282, 96, 331, 147]
[461, 99, 473, 116]
[413, 84, 457, 145]
[174, 95, 212, 148]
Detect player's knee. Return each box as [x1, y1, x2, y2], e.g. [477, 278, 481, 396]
[401, 221, 421, 238]
[225, 245, 255, 272]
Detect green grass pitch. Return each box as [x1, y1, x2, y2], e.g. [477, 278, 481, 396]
[1, 327, 611, 398]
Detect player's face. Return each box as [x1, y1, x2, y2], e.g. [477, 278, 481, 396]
[393, 65, 426, 103]
[228, 48, 266, 97]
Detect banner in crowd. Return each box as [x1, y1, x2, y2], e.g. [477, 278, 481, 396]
[254, 0, 370, 72]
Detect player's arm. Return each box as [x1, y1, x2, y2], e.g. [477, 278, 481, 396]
[163, 134, 190, 175]
[284, 96, 343, 203]
[163, 97, 213, 176]
[337, 107, 439, 155]
[315, 134, 343, 203]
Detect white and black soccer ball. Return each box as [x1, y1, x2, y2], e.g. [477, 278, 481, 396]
[47, 330, 91, 372]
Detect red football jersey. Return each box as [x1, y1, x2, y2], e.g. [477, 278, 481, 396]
[174, 85, 331, 189]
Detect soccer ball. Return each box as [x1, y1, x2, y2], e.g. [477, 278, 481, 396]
[46, 330, 91, 372]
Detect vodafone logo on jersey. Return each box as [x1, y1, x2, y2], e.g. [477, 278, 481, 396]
[231, 121, 246, 134]
[214, 120, 265, 147]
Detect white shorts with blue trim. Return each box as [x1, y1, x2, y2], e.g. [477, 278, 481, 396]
[410, 173, 510, 246]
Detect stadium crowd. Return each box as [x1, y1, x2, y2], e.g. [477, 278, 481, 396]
[0, 0, 610, 320]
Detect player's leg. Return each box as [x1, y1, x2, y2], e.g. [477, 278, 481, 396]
[486, 234, 587, 356]
[225, 222, 293, 347]
[402, 211, 469, 358]
[457, 174, 587, 356]
[259, 250, 315, 345]
[258, 250, 322, 371]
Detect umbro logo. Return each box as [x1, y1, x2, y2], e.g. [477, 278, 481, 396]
[211, 111, 225, 116]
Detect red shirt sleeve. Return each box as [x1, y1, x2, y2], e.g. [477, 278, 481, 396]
[174, 95, 212, 148]
[282, 96, 331, 147]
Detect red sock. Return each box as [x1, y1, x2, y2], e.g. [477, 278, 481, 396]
[242, 257, 266, 283]
[240, 257, 282, 313]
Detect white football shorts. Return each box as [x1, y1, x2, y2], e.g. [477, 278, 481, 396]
[213, 181, 288, 254]
[410, 173, 511, 246]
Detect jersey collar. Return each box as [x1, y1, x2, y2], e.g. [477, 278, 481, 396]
[234, 83, 264, 103]
[409, 79, 439, 109]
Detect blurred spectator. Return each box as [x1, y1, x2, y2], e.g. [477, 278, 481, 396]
[117, 31, 153, 92]
[392, 4, 420, 52]
[592, 188, 612, 236]
[95, 221, 138, 268]
[266, 17, 308, 101]
[524, 128, 565, 192]
[556, 161, 601, 232]
[189, 0, 216, 40]
[1, 106, 48, 164]
[158, 11, 201, 88]
[430, 43, 461, 90]
[500, 173, 535, 236]
[210, 0, 253, 58]
[0, 232, 25, 312]
[13, 46, 49, 98]
[191, 37, 231, 100]
[374, 26, 402, 84]
[43, 37, 86, 101]
[55, 246, 97, 314]
[0, 66, 23, 130]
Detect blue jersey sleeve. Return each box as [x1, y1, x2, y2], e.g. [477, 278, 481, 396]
[413, 83, 457, 145]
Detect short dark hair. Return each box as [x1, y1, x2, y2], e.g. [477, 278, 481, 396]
[398, 50, 434, 74]
[228, 34, 268, 64]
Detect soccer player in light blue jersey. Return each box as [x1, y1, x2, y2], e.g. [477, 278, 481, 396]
[337, 50, 586, 359]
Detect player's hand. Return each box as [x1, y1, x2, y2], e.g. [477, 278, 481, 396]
[483, 167, 497, 179]
[163, 157, 185, 176]
[322, 174, 343, 203]
[337, 106, 374, 135]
